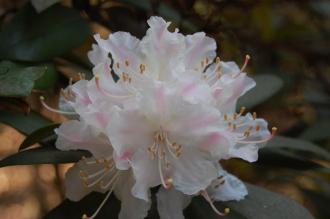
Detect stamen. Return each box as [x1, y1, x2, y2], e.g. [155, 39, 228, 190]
[223, 114, 228, 121]
[82, 175, 119, 219]
[100, 172, 120, 189]
[205, 58, 209, 65]
[116, 62, 120, 68]
[158, 150, 169, 189]
[240, 54, 250, 72]
[40, 96, 77, 115]
[252, 112, 257, 120]
[201, 190, 229, 216]
[139, 64, 146, 74]
[95, 74, 134, 99]
[125, 59, 129, 66]
[239, 106, 246, 115]
[165, 177, 173, 188]
[237, 127, 277, 144]
[216, 57, 220, 64]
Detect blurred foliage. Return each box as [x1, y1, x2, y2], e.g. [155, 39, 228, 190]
[0, 0, 329, 218]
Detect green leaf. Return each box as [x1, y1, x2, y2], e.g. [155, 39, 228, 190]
[267, 136, 330, 160]
[186, 183, 314, 219]
[225, 183, 314, 219]
[299, 119, 330, 141]
[45, 183, 314, 219]
[0, 147, 90, 167]
[33, 63, 58, 90]
[0, 3, 90, 61]
[0, 60, 45, 97]
[237, 74, 283, 109]
[258, 148, 321, 169]
[44, 193, 120, 219]
[0, 109, 51, 135]
[19, 123, 60, 150]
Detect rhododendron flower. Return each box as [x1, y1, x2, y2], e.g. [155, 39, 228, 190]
[41, 16, 276, 219]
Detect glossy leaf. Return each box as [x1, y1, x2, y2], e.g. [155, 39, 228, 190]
[33, 63, 58, 90]
[0, 147, 90, 168]
[267, 136, 330, 160]
[237, 74, 283, 109]
[0, 60, 45, 97]
[0, 110, 51, 135]
[44, 183, 314, 219]
[0, 3, 90, 61]
[19, 123, 60, 150]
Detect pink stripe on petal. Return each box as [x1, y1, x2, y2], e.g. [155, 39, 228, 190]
[204, 132, 222, 148]
[182, 82, 197, 96]
[95, 112, 108, 129]
[119, 151, 133, 161]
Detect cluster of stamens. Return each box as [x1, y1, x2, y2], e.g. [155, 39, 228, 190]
[147, 130, 183, 189]
[79, 156, 120, 219]
[223, 107, 277, 144]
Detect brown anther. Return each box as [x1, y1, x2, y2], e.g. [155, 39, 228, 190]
[116, 62, 120, 68]
[228, 122, 232, 127]
[205, 58, 209, 65]
[224, 114, 228, 121]
[139, 64, 145, 74]
[233, 113, 238, 120]
[125, 59, 129, 66]
[233, 124, 237, 130]
[216, 56, 221, 64]
[256, 125, 261, 131]
[79, 171, 87, 178]
[252, 112, 257, 120]
[271, 127, 278, 135]
[239, 106, 246, 115]
[244, 131, 250, 137]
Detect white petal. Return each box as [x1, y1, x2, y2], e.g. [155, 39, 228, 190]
[65, 159, 114, 201]
[171, 147, 220, 195]
[114, 171, 151, 219]
[207, 61, 256, 112]
[106, 107, 154, 157]
[225, 113, 271, 162]
[141, 16, 185, 80]
[176, 71, 213, 104]
[157, 187, 191, 219]
[184, 32, 216, 70]
[87, 44, 111, 66]
[94, 32, 141, 74]
[55, 120, 112, 159]
[207, 170, 247, 201]
[130, 149, 161, 201]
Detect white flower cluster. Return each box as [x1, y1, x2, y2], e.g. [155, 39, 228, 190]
[43, 16, 275, 219]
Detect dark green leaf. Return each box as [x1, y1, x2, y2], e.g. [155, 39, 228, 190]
[300, 119, 330, 141]
[267, 136, 330, 160]
[224, 183, 314, 219]
[237, 74, 283, 109]
[0, 147, 90, 167]
[0, 60, 45, 97]
[0, 109, 51, 134]
[45, 183, 314, 219]
[0, 3, 90, 61]
[33, 63, 58, 90]
[19, 123, 60, 150]
[258, 148, 320, 169]
[44, 193, 120, 219]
